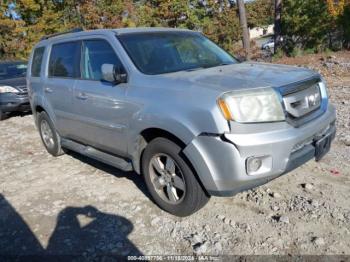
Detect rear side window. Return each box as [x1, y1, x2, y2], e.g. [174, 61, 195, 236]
[48, 42, 80, 78]
[31, 47, 45, 77]
[81, 39, 123, 81]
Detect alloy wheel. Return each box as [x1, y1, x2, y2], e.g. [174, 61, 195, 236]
[149, 153, 186, 204]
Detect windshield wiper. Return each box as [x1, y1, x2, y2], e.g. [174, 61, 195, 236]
[197, 63, 233, 69]
[184, 67, 206, 72]
[182, 63, 233, 72]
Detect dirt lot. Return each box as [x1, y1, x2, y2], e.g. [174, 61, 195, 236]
[0, 52, 349, 258]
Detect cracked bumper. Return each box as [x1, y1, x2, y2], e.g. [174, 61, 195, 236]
[183, 104, 336, 196]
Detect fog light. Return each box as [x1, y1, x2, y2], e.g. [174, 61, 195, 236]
[246, 155, 273, 176]
[247, 157, 262, 173]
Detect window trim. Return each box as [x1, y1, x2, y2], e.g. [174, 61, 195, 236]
[48, 40, 82, 79]
[79, 38, 127, 83]
[31, 46, 45, 77]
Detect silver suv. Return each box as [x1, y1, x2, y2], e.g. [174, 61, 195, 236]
[27, 28, 336, 216]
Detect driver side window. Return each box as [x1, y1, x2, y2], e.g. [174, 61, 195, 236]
[81, 39, 122, 81]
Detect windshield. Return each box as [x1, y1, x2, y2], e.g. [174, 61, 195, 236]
[118, 32, 237, 75]
[0, 62, 27, 80]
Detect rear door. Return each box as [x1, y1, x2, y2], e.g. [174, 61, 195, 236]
[72, 38, 130, 156]
[44, 41, 81, 137]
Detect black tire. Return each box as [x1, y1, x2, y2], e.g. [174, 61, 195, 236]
[37, 111, 65, 156]
[142, 137, 210, 217]
[0, 109, 7, 121]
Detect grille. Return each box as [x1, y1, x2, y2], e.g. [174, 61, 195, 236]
[283, 83, 321, 118]
[15, 85, 28, 96]
[16, 85, 27, 93]
[279, 77, 325, 127]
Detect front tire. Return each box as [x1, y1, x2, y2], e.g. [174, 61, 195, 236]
[37, 112, 65, 156]
[142, 138, 209, 217]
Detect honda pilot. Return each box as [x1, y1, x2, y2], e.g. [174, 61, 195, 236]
[27, 28, 336, 216]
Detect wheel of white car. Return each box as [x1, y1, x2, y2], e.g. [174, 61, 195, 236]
[38, 111, 65, 157]
[142, 137, 210, 216]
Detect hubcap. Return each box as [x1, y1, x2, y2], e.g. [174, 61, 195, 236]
[41, 120, 55, 149]
[149, 153, 186, 204]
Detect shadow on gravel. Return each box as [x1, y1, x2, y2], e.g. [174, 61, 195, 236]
[0, 111, 32, 121]
[0, 194, 142, 259]
[66, 150, 151, 200]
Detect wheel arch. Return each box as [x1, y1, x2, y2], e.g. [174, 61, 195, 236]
[31, 97, 56, 128]
[131, 127, 188, 174]
[133, 127, 210, 197]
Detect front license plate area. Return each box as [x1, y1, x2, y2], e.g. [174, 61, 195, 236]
[314, 134, 331, 161]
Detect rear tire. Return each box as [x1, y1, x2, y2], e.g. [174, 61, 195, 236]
[142, 137, 209, 217]
[37, 111, 65, 157]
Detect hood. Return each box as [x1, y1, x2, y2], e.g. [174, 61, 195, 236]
[0, 77, 26, 91]
[158, 62, 319, 93]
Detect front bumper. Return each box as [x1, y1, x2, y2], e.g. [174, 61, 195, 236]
[183, 104, 336, 196]
[0, 93, 30, 113]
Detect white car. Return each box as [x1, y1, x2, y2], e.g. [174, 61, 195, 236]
[262, 38, 275, 51]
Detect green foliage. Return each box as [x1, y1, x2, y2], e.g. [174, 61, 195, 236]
[246, 0, 274, 28]
[338, 4, 350, 48]
[290, 47, 303, 57]
[0, 0, 349, 60]
[0, 1, 26, 59]
[136, 0, 241, 53]
[281, 0, 333, 53]
[272, 48, 284, 60]
[281, 0, 350, 54]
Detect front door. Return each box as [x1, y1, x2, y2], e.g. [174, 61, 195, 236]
[72, 39, 130, 156]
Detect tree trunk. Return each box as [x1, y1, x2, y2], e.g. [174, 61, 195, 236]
[274, 0, 282, 53]
[237, 0, 250, 60]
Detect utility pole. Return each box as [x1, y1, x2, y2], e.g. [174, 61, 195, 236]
[237, 0, 250, 60]
[274, 0, 282, 53]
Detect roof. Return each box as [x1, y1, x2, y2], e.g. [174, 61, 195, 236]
[113, 27, 194, 35]
[39, 27, 196, 43]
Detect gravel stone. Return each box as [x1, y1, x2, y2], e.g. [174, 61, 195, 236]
[214, 241, 223, 252]
[193, 241, 208, 254]
[279, 216, 290, 224]
[301, 183, 314, 190]
[313, 237, 326, 246]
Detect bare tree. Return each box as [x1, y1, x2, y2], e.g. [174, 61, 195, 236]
[237, 0, 250, 60]
[274, 0, 282, 53]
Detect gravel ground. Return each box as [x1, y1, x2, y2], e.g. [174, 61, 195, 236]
[0, 52, 349, 258]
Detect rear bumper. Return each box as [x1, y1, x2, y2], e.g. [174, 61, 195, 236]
[0, 93, 30, 113]
[183, 104, 336, 196]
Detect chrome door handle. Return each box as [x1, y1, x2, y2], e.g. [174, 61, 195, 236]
[76, 92, 88, 100]
[44, 87, 53, 93]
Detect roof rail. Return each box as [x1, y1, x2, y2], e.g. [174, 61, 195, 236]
[40, 28, 84, 41]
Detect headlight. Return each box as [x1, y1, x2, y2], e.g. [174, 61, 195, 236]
[0, 85, 19, 94]
[218, 87, 285, 123]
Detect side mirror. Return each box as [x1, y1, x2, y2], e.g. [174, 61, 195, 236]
[101, 64, 127, 84]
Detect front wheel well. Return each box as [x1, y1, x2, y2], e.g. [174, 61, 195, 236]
[140, 128, 186, 149]
[133, 128, 187, 174]
[138, 128, 210, 197]
[35, 105, 45, 114]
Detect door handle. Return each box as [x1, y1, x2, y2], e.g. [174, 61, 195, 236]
[44, 87, 53, 93]
[76, 92, 88, 100]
